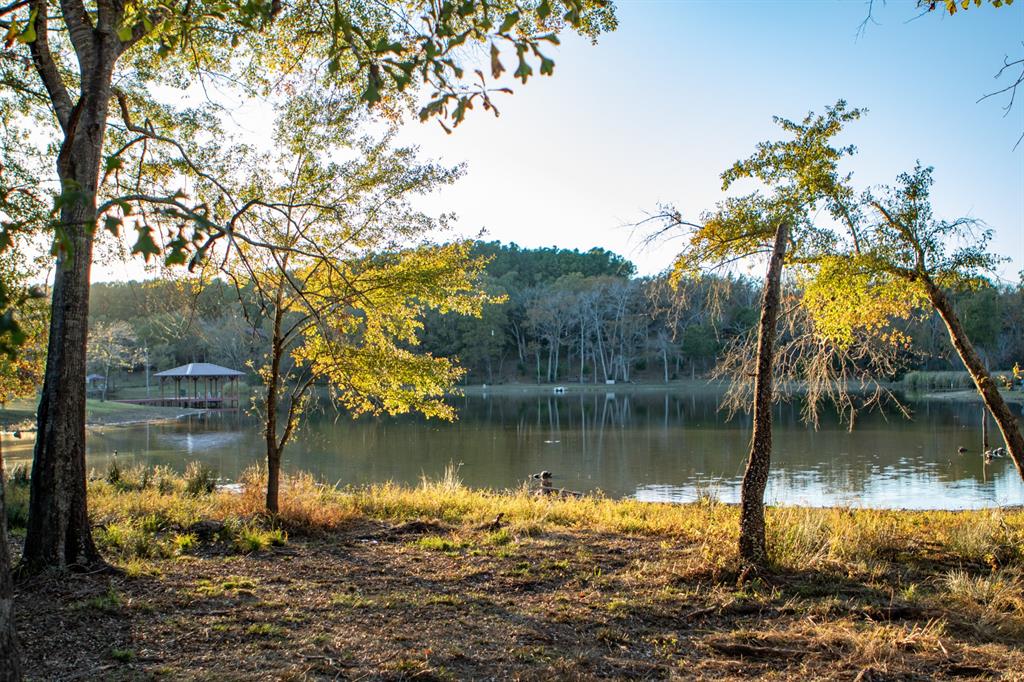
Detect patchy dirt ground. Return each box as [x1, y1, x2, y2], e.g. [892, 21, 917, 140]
[12, 518, 1024, 681]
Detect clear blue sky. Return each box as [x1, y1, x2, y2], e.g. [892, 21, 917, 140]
[394, 0, 1024, 281]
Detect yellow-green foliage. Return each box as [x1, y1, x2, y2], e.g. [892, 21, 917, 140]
[291, 241, 498, 421]
[799, 255, 927, 349]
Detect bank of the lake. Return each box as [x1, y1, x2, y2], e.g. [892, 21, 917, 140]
[8, 469, 1024, 680]
[0, 398, 206, 433]
[916, 388, 1024, 404]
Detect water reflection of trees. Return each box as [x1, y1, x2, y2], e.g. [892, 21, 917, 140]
[80, 391, 1023, 508]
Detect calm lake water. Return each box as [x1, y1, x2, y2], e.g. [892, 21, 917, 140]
[5, 389, 1023, 509]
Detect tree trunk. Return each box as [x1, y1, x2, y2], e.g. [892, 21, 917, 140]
[22, 31, 121, 572]
[265, 282, 286, 514]
[579, 320, 586, 384]
[22, 181, 103, 574]
[0, 444, 22, 681]
[925, 280, 1024, 479]
[738, 221, 789, 567]
[102, 355, 110, 401]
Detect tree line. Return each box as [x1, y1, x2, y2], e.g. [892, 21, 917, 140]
[83, 242, 1024, 390]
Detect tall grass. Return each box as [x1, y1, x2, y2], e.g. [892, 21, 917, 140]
[901, 370, 1012, 392]
[4, 464, 1023, 573]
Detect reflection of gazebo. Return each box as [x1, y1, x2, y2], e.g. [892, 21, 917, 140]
[154, 363, 244, 409]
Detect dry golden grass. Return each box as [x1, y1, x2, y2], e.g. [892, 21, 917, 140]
[8, 465, 1024, 680]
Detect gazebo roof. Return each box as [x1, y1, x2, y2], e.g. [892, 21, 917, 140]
[85, 374, 106, 382]
[154, 363, 245, 378]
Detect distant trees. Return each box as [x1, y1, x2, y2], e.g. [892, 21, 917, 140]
[82, 238, 1024, 396]
[86, 321, 140, 400]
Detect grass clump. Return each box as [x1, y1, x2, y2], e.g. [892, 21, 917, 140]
[173, 532, 198, 554]
[331, 593, 375, 609]
[4, 465, 30, 529]
[75, 586, 123, 614]
[184, 461, 218, 496]
[414, 535, 465, 553]
[234, 525, 287, 554]
[95, 519, 173, 560]
[245, 623, 284, 637]
[484, 528, 514, 546]
[943, 569, 1024, 638]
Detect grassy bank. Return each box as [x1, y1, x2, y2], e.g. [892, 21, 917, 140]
[1, 399, 205, 433]
[6, 466, 1024, 679]
[901, 370, 1024, 404]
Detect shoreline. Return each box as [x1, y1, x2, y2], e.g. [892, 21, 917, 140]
[915, 387, 1024, 404]
[1, 400, 208, 436]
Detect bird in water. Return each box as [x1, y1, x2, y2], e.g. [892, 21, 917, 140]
[530, 471, 552, 481]
[983, 447, 1007, 463]
[12, 430, 21, 439]
[957, 446, 968, 455]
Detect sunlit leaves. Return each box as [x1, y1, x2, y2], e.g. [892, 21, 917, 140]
[290, 241, 492, 421]
[0, 252, 46, 369]
[799, 256, 927, 349]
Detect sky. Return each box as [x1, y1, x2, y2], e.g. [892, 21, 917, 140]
[387, 0, 1024, 281]
[92, 0, 1024, 283]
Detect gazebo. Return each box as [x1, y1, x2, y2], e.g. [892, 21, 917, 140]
[153, 363, 245, 409]
[85, 374, 106, 398]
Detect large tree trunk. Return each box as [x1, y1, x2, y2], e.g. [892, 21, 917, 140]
[0, 444, 22, 681]
[22, 37, 119, 572]
[925, 280, 1024, 479]
[738, 222, 789, 567]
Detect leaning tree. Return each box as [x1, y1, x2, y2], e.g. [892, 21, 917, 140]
[855, 165, 1024, 477]
[653, 102, 916, 566]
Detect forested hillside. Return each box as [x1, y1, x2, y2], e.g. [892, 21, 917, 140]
[85, 241, 1024, 388]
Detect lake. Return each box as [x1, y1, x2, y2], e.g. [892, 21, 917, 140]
[5, 388, 1023, 509]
